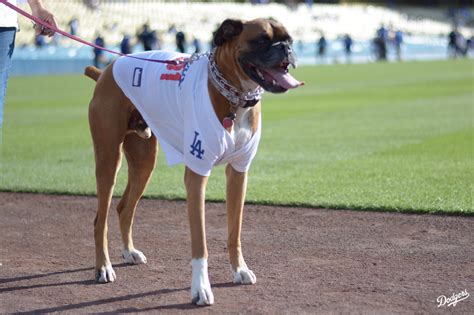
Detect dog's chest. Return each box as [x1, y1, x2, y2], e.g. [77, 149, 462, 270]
[231, 108, 253, 150]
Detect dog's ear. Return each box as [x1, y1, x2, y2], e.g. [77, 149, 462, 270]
[213, 19, 244, 47]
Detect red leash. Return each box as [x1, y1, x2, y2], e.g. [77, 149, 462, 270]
[0, 0, 181, 65]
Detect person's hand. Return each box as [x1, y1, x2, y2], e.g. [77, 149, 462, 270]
[30, 5, 57, 37]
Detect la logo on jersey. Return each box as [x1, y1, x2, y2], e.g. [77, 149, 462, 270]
[190, 131, 204, 159]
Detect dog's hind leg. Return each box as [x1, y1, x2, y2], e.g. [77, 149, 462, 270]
[90, 107, 125, 283]
[89, 64, 130, 283]
[90, 116, 124, 283]
[117, 133, 157, 265]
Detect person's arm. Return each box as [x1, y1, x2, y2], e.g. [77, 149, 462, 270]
[27, 0, 57, 37]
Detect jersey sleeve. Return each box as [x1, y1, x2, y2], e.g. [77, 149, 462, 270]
[229, 125, 261, 173]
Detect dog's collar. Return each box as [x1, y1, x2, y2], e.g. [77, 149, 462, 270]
[207, 49, 264, 109]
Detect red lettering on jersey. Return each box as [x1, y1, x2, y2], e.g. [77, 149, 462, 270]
[160, 72, 182, 81]
[166, 57, 186, 71]
[160, 57, 186, 81]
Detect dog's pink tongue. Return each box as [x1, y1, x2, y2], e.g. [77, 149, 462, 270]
[262, 68, 304, 90]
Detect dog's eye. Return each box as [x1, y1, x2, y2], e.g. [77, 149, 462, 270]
[253, 35, 270, 46]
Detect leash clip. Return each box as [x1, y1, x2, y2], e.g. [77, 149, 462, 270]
[187, 51, 209, 65]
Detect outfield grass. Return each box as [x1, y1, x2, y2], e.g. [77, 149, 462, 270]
[1, 59, 473, 214]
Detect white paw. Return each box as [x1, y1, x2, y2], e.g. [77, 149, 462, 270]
[96, 264, 116, 283]
[233, 266, 257, 284]
[122, 249, 147, 265]
[191, 258, 214, 306]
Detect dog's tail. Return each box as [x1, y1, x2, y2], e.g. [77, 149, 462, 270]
[84, 66, 102, 82]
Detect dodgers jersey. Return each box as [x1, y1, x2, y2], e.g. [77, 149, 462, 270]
[112, 50, 261, 177]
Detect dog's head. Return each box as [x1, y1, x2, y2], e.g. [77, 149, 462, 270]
[213, 18, 303, 93]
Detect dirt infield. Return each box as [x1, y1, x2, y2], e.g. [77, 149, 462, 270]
[0, 192, 472, 314]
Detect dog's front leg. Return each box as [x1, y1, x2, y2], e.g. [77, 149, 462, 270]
[184, 167, 214, 306]
[225, 164, 257, 285]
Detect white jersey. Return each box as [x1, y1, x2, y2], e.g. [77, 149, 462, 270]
[0, 0, 18, 28]
[113, 50, 261, 177]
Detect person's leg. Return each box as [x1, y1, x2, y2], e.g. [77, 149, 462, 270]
[0, 27, 17, 132]
[94, 53, 99, 68]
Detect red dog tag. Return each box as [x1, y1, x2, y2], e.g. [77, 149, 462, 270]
[223, 117, 234, 129]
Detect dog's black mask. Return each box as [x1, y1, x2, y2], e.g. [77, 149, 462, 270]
[239, 37, 298, 93]
[213, 19, 302, 94]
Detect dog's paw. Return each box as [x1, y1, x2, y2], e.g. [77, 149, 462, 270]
[96, 264, 116, 283]
[191, 285, 214, 306]
[233, 266, 257, 285]
[191, 258, 214, 306]
[122, 249, 147, 265]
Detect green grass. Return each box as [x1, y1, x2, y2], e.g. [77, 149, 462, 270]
[1, 59, 473, 214]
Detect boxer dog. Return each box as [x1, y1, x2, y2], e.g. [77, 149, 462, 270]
[85, 18, 302, 306]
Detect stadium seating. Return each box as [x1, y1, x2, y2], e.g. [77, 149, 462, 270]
[14, 1, 473, 48]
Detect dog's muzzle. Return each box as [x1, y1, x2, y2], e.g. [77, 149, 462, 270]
[239, 38, 303, 93]
[271, 41, 296, 68]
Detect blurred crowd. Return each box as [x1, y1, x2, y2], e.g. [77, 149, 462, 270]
[448, 28, 473, 58]
[316, 24, 405, 63]
[316, 23, 473, 64]
[26, 4, 473, 67]
[88, 22, 203, 68]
